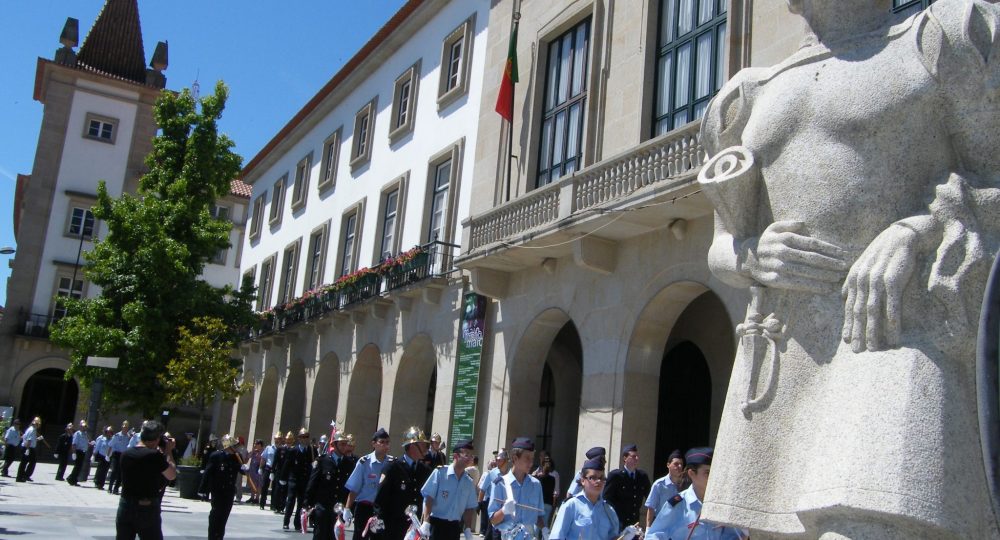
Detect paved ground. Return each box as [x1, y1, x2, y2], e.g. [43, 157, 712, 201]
[0, 461, 337, 538]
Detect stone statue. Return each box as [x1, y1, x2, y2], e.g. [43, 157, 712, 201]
[696, 0, 1000, 537]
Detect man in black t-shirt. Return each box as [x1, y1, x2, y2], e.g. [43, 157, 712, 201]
[116, 420, 177, 540]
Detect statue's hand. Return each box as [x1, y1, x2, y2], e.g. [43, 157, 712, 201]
[742, 220, 848, 293]
[842, 223, 918, 353]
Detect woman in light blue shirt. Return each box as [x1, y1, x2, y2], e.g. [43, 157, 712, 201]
[549, 457, 619, 540]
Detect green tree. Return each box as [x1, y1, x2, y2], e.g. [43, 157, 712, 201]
[161, 316, 252, 451]
[50, 81, 256, 416]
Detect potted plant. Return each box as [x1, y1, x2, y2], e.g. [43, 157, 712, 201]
[175, 455, 203, 500]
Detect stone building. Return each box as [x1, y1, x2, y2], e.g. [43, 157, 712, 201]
[455, 0, 937, 482]
[227, 0, 490, 446]
[0, 0, 249, 441]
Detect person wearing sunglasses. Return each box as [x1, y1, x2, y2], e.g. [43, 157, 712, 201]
[549, 456, 619, 540]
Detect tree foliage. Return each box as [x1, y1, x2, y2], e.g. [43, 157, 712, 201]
[50, 82, 256, 416]
[161, 316, 252, 406]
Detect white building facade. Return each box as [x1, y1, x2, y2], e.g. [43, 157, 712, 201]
[229, 0, 489, 445]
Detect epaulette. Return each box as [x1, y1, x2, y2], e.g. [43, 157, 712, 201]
[493, 476, 504, 484]
[387, 455, 396, 461]
[437, 465, 447, 470]
[360, 455, 371, 463]
[668, 494, 683, 507]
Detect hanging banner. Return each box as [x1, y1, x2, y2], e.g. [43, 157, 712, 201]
[449, 293, 488, 445]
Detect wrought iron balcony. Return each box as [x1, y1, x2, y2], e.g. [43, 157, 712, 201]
[456, 121, 713, 291]
[16, 312, 56, 339]
[244, 239, 459, 342]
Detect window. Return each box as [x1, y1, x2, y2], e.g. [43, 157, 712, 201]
[423, 140, 463, 244]
[210, 246, 227, 266]
[291, 153, 312, 211]
[242, 267, 256, 297]
[318, 128, 342, 193]
[892, 0, 934, 16]
[277, 239, 301, 305]
[437, 15, 476, 109]
[67, 207, 95, 239]
[52, 275, 84, 321]
[652, 0, 728, 136]
[306, 222, 330, 292]
[351, 98, 378, 170]
[337, 202, 365, 277]
[258, 254, 277, 311]
[249, 192, 266, 240]
[269, 175, 286, 226]
[389, 61, 421, 143]
[83, 113, 118, 144]
[211, 204, 231, 221]
[378, 187, 404, 262]
[537, 19, 591, 187]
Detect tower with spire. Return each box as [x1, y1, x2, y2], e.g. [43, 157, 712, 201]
[0, 0, 248, 438]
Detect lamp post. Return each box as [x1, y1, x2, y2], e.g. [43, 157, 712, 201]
[0, 246, 14, 255]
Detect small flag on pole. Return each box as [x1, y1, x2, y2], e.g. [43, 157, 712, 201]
[495, 21, 519, 122]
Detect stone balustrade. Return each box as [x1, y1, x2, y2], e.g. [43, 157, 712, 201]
[465, 121, 704, 252]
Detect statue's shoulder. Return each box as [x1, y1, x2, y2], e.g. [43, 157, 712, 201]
[912, 0, 1000, 81]
[701, 67, 769, 155]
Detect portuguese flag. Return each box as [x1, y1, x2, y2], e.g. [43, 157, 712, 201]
[495, 21, 519, 122]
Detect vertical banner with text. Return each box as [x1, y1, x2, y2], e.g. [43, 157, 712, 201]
[449, 293, 488, 445]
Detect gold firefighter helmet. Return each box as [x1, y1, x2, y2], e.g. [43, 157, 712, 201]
[402, 427, 428, 446]
[221, 434, 236, 449]
[333, 428, 350, 443]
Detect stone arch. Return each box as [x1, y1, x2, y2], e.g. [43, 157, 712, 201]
[233, 387, 254, 443]
[254, 367, 280, 443]
[345, 344, 383, 438]
[506, 308, 582, 481]
[280, 359, 307, 432]
[621, 281, 735, 473]
[10, 356, 75, 412]
[308, 352, 341, 434]
[389, 334, 437, 436]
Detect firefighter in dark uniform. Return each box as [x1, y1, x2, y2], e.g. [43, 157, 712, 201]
[602, 444, 651, 532]
[375, 427, 433, 540]
[306, 431, 355, 540]
[283, 428, 319, 531]
[273, 431, 293, 512]
[199, 434, 245, 540]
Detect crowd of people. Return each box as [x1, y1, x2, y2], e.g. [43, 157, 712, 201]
[1, 415, 749, 540]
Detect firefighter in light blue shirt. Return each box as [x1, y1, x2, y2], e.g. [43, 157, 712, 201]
[92, 426, 113, 490]
[488, 438, 546, 540]
[565, 447, 605, 500]
[344, 428, 393, 540]
[66, 420, 91, 486]
[644, 449, 686, 528]
[107, 421, 131, 494]
[420, 439, 478, 540]
[645, 448, 746, 540]
[550, 456, 621, 540]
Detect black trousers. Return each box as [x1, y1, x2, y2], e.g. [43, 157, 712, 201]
[429, 517, 462, 540]
[352, 502, 375, 540]
[273, 477, 287, 511]
[284, 481, 307, 529]
[116, 497, 163, 540]
[312, 502, 338, 540]
[383, 517, 413, 540]
[108, 451, 124, 493]
[478, 500, 490, 536]
[95, 455, 111, 488]
[16, 447, 36, 481]
[67, 450, 85, 485]
[259, 465, 272, 508]
[209, 491, 236, 540]
[2, 444, 19, 475]
[55, 450, 71, 480]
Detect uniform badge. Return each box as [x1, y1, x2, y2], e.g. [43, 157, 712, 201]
[442, 490, 449, 499]
[401, 482, 406, 490]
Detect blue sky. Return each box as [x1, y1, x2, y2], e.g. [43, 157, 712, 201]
[0, 0, 410, 306]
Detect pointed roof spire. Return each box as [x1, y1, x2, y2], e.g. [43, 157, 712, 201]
[76, 0, 147, 84]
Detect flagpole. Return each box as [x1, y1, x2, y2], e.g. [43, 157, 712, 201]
[505, 3, 520, 203]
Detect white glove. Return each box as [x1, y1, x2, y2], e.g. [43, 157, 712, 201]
[502, 498, 516, 516]
[419, 521, 432, 538]
[622, 525, 639, 540]
[54, 454, 59, 460]
[342, 508, 353, 525]
[542, 527, 551, 540]
[241, 464, 249, 472]
[279, 480, 287, 486]
[269, 472, 275, 481]
[463, 527, 473, 540]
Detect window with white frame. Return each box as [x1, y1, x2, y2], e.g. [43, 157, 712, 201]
[269, 175, 286, 226]
[350, 98, 378, 170]
[652, 0, 727, 136]
[211, 204, 231, 221]
[291, 153, 312, 211]
[378, 187, 402, 262]
[537, 18, 591, 187]
[339, 208, 362, 277]
[249, 192, 266, 240]
[52, 274, 84, 320]
[242, 267, 256, 297]
[306, 222, 329, 292]
[67, 206, 96, 239]
[258, 254, 277, 311]
[318, 128, 342, 193]
[437, 15, 476, 109]
[277, 239, 300, 305]
[210, 245, 228, 266]
[389, 62, 421, 143]
[84, 113, 118, 144]
[423, 140, 463, 245]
